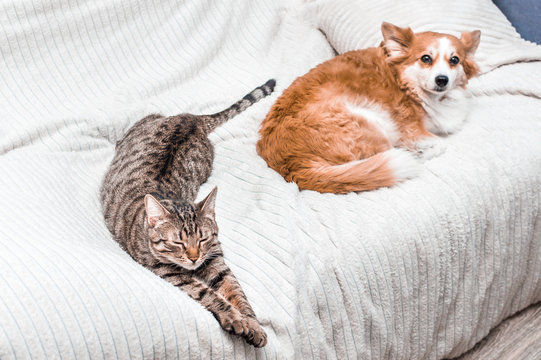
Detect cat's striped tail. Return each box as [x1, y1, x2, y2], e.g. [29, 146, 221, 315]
[203, 79, 276, 134]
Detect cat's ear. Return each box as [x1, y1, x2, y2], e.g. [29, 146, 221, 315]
[381, 22, 414, 59]
[144, 194, 170, 227]
[196, 186, 218, 220]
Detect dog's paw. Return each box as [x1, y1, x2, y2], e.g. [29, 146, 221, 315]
[414, 137, 446, 161]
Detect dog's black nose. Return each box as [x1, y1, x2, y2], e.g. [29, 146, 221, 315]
[435, 75, 449, 87]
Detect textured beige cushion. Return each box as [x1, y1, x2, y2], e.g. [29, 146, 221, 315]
[303, 0, 541, 72]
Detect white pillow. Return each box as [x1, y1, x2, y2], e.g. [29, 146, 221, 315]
[302, 0, 541, 73]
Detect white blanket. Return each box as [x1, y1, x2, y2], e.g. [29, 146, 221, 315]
[1, 0, 541, 359]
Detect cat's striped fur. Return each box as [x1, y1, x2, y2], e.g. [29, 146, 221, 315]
[100, 79, 275, 347]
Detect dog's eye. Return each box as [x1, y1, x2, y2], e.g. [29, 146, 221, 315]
[449, 56, 460, 65]
[420, 55, 432, 64]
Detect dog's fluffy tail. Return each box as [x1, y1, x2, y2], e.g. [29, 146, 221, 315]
[289, 148, 421, 193]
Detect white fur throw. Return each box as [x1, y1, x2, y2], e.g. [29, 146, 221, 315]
[1, 0, 541, 359]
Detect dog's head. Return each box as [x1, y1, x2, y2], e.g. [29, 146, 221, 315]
[381, 22, 480, 95]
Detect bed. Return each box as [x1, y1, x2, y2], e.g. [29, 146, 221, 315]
[1, 0, 540, 358]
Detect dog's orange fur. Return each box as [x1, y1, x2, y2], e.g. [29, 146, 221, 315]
[257, 23, 480, 193]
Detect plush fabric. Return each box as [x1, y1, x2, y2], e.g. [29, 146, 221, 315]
[303, 0, 541, 72]
[1, 0, 541, 359]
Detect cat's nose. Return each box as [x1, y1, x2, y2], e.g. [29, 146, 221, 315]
[187, 250, 199, 262]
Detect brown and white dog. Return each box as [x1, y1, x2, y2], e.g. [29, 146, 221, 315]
[257, 22, 480, 194]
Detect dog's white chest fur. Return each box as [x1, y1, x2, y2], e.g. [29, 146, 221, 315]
[421, 88, 469, 135]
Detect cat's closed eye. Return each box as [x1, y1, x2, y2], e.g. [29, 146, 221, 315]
[169, 240, 184, 248]
[162, 243, 175, 252]
[199, 235, 216, 245]
[171, 239, 185, 248]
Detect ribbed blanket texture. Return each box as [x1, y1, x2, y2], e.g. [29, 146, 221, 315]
[1, 0, 541, 359]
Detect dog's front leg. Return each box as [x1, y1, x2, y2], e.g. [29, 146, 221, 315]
[412, 136, 447, 161]
[399, 128, 447, 161]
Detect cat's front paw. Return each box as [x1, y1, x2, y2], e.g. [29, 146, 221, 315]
[244, 317, 267, 348]
[414, 137, 446, 161]
[217, 308, 249, 336]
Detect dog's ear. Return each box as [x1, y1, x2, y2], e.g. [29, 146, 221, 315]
[460, 30, 481, 56]
[460, 30, 481, 79]
[381, 22, 414, 59]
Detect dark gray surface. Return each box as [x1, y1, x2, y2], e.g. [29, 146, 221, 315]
[493, 0, 541, 44]
[455, 302, 541, 360]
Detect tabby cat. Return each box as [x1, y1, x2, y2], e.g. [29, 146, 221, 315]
[100, 79, 275, 347]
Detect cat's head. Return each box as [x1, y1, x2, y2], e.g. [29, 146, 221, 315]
[143, 187, 221, 270]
